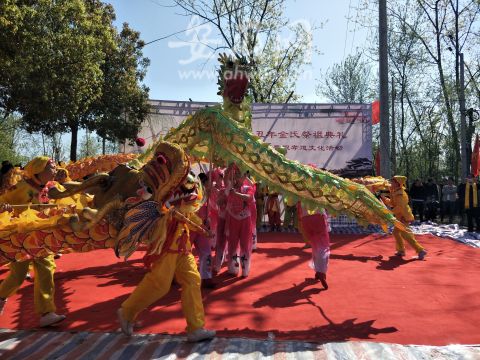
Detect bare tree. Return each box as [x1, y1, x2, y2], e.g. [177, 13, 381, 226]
[78, 131, 101, 159]
[391, 0, 480, 178]
[388, 1, 429, 179]
[317, 52, 375, 104]
[173, 0, 315, 102]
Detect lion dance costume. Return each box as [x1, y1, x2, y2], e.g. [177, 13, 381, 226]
[117, 165, 216, 341]
[382, 176, 427, 259]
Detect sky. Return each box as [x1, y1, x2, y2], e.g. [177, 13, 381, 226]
[106, 0, 371, 103]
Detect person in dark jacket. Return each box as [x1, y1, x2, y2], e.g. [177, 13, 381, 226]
[409, 179, 426, 222]
[441, 177, 457, 224]
[424, 178, 439, 221]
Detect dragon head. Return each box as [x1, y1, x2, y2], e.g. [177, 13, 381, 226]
[165, 172, 204, 214]
[217, 53, 250, 105]
[141, 142, 190, 204]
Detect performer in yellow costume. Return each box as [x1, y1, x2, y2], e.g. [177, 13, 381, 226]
[117, 175, 216, 342]
[0, 156, 66, 327]
[381, 176, 427, 260]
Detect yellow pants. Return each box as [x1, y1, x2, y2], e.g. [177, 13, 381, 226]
[393, 227, 424, 253]
[121, 252, 205, 333]
[0, 255, 56, 315]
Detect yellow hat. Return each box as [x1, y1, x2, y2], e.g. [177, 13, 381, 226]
[24, 156, 51, 179]
[392, 175, 407, 188]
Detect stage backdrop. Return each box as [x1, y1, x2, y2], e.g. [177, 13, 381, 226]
[127, 100, 372, 177]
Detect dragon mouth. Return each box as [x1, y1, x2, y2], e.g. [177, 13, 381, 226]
[228, 94, 244, 104]
[167, 191, 198, 207]
[167, 185, 198, 206]
[224, 72, 249, 105]
[165, 175, 200, 208]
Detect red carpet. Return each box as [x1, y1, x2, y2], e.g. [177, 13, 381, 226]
[1, 232, 479, 345]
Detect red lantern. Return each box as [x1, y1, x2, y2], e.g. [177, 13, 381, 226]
[372, 100, 380, 125]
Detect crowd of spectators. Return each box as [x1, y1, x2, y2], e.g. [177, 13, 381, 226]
[407, 175, 479, 232]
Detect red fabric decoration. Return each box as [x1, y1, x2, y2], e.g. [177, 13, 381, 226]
[135, 137, 146, 147]
[39, 181, 57, 204]
[375, 148, 381, 176]
[471, 134, 480, 177]
[372, 100, 380, 125]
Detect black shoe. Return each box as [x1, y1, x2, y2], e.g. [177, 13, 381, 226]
[315, 272, 328, 290]
[418, 250, 427, 260]
[201, 278, 216, 289]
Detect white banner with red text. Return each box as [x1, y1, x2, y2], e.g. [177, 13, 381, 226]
[128, 101, 372, 177]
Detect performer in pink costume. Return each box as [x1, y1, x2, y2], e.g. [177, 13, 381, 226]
[225, 163, 255, 277]
[191, 198, 215, 288]
[207, 169, 223, 250]
[243, 174, 258, 250]
[212, 170, 228, 274]
[297, 202, 331, 290]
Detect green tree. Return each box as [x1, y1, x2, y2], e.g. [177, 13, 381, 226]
[0, 114, 27, 164]
[0, 0, 115, 161]
[174, 0, 315, 102]
[317, 52, 375, 104]
[0, 0, 149, 161]
[91, 23, 150, 154]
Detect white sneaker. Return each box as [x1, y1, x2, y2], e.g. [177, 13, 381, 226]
[240, 255, 250, 278]
[227, 256, 239, 275]
[117, 308, 133, 336]
[213, 252, 225, 274]
[39, 312, 66, 327]
[187, 328, 216, 342]
[0, 298, 6, 315]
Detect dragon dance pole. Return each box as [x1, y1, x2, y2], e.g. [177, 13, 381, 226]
[10, 204, 58, 210]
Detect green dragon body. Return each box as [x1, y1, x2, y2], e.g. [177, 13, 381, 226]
[160, 54, 403, 232]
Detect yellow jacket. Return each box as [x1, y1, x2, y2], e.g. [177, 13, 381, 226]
[0, 180, 42, 205]
[382, 176, 414, 223]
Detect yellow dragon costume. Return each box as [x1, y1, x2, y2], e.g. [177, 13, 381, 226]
[0, 142, 198, 266]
